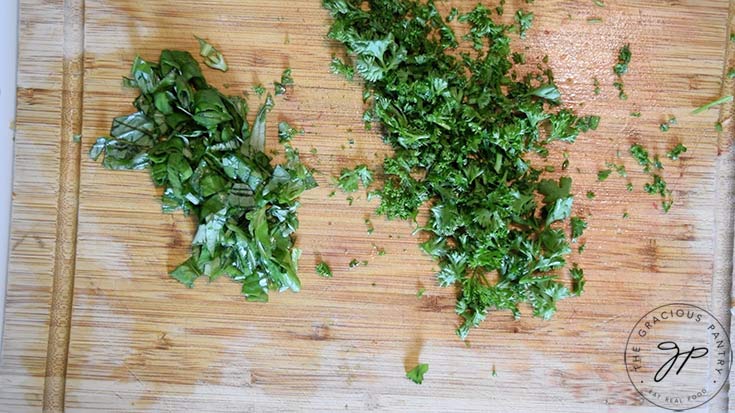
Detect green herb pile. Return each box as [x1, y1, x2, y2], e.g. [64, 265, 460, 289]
[90, 49, 316, 302]
[324, 0, 598, 338]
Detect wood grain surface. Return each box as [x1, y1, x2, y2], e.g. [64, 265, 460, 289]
[2, 0, 735, 412]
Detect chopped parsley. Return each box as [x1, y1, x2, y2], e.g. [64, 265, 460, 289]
[278, 121, 302, 143]
[593, 78, 600, 95]
[605, 162, 627, 177]
[570, 217, 587, 241]
[630, 143, 651, 172]
[273, 68, 294, 96]
[613, 44, 631, 100]
[316, 262, 333, 278]
[365, 218, 375, 234]
[90, 49, 316, 302]
[659, 115, 676, 132]
[337, 164, 373, 193]
[324, 1, 597, 339]
[587, 191, 596, 199]
[569, 264, 585, 296]
[406, 363, 429, 384]
[666, 143, 687, 160]
[515, 10, 534, 39]
[597, 169, 612, 181]
[417, 288, 426, 298]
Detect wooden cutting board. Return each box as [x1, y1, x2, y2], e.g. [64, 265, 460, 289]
[3, 0, 735, 412]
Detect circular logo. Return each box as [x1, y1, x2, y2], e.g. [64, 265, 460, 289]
[625, 303, 732, 410]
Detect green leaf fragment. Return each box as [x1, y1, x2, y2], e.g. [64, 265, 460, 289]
[316, 262, 333, 278]
[692, 95, 733, 115]
[406, 363, 429, 384]
[90, 50, 316, 302]
[666, 143, 687, 160]
[195, 35, 228, 72]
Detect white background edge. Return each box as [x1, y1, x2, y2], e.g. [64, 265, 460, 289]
[0, 0, 19, 351]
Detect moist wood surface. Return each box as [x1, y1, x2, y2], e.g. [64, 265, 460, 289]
[2, 1, 734, 412]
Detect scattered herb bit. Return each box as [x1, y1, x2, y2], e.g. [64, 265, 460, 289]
[492, 365, 497, 377]
[347, 196, 354, 205]
[731, 33, 735, 43]
[72, 134, 81, 143]
[90, 50, 316, 302]
[417, 288, 426, 298]
[195, 35, 228, 72]
[310, 147, 318, 155]
[515, 10, 534, 39]
[666, 143, 687, 161]
[328, 190, 336, 197]
[593, 78, 600, 95]
[605, 162, 627, 177]
[377, 248, 386, 256]
[613, 44, 631, 100]
[587, 17, 602, 24]
[623, 212, 629, 219]
[652, 155, 663, 170]
[659, 115, 676, 132]
[561, 159, 570, 170]
[691, 95, 733, 115]
[278, 121, 302, 143]
[570, 217, 587, 241]
[626, 182, 634, 192]
[253, 85, 266, 96]
[365, 218, 375, 234]
[348, 258, 364, 268]
[337, 164, 373, 193]
[593, 0, 605, 6]
[630, 112, 641, 117]
[273, 68, 294, 96]
[643, 174, 673, 213]
[406, 363, 429, 384]
[727, 68, 735, 79]
[325, 1, 596, 339]
[629, 144, 651, 172]
[330, 56, 355, 80]
[578, 243, 586, 254]
[316, 262, 333, 278]
[569, 264, 585, 296]
[715, 122, 723, 132]
[587, 191, 596, 199]
[597, 169, 612, 182]
[614, 44, 631, 76]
